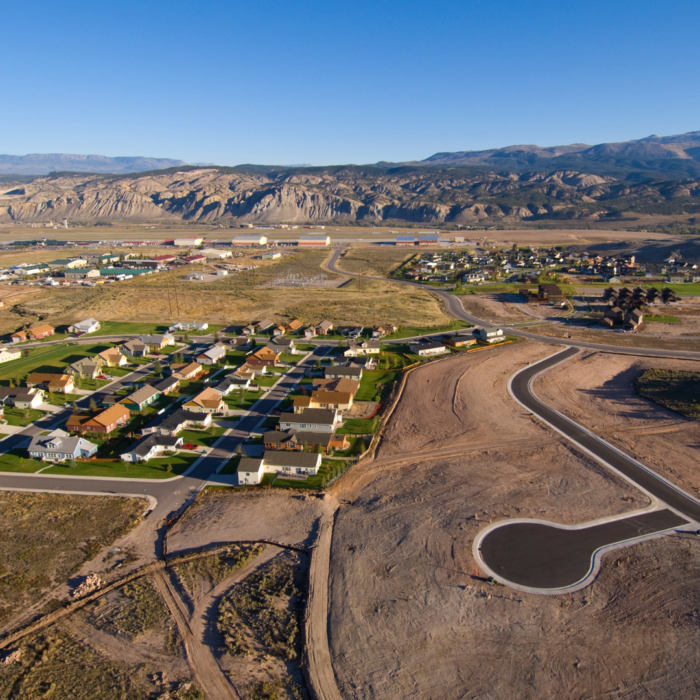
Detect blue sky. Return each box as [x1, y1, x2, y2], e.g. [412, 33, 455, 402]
[2, 0, 699, 165]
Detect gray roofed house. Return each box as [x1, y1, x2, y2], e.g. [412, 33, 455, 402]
[141, 408, 212, 436]
[0, 387, 44, 408]
[267, 337, 296, 355]
[139, 334, 175, 349]
[263, 450, 321, 474]
[68, 318, 101, 335]
[279, 408, 340, 433]
[237, 457, 264, 485]
[120, 434, 183, 462]
[28, 429, 98, 462]
[120, 339, 148, 357]
[215, 375, 251, 395]
[324, 366, 363, 380]
[66, 356, 101, 379]
[263, 430, 331, 451]
[155, 376, 181, 394]
[408, 340, 447, 357]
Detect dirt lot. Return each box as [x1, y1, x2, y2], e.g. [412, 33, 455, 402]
[0, 492, 144, 631]
[166, 489, 333, 555]
[326, 343, 700, 699]
[458, 293, 531, 323]
[638, 301, 700, 337]
[533, 350, 700, 497]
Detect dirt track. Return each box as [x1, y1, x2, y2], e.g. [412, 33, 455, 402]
[533, 351, 700, 497]
[326, 343, 700, 699]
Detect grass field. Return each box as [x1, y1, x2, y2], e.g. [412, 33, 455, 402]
[337, 416, 379, 434]
[645, 315, 681, 323]
[2, 407, 47, 426]
[385, 320, 470, 340]
[0, 448, 46, 473]
[338, 248, 417, 278]
[42, 452, 199, 479]
[0, 342, 118, 384]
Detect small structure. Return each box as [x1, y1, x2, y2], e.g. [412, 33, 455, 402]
[120, 434, 183, 462]
[173, 237, 204, 247]
[197, 343, 226, 365]
[0, 346, 21, 364]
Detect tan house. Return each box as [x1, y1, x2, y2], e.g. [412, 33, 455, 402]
[66, 404, 131, 435]
[97, 348, 127, 367]
[171, 361, 202, 380]
[309, 390, 353, 412]
[247, 347, 279, 367]
[26, 373, 75, 393]
[184, 387, 225, 414]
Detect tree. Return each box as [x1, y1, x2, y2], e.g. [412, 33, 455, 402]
[183, 332, 190, 343]
[89, 397, 98, 412]
[72, 402, 80, 415]
[69, 456, 77, 470]
[23, 349, 30, 359]
[8, 378, 14, 388]
[155, 358, 162, 375]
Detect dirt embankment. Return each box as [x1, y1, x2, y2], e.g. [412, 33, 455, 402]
[534, 350, 700, 496]
[326, 343, 700, 699]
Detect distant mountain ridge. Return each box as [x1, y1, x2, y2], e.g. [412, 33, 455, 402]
[419, 131, 700, 178]
[0, 153, 187, 175]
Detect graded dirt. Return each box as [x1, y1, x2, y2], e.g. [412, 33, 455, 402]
[326, 342, 700, 699]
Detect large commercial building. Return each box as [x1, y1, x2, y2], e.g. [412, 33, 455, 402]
[298, 235, 330, 246]
[232, 234, 268, 246]
[173, 237, 203, 247]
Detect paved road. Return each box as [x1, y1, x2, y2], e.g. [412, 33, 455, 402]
[475, 347, 700, 591]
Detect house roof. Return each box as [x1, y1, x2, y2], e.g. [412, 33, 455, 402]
[94, 404, 130, 427]
[123, 433, 181, 458]
[252, 347, 279, 360]
[122, 339, 147, 351]
[238, 457, 263, 474]
[412, 340, 446, 351]
[188, 387, 224, 409]
[72, 318, 99, 330]
[316, 320, 333, 331]
[28, 430, 96, 456]
[146, 408, 210, 431]
[285, 319, 302, 331]
[311, 390, 352, 404]
[26, 373, 72, 389]
[280, 408, 337, 425]
[293, 396, 311, 409]
[121, 385, 160, 406]
[28, 324, 54, 335]
[98, 348, 123, 361]
[155, 376, 180, 392]
[139, 334, 174, 345]
[263, 450, 320, 469]
[325, 366, 362, 378]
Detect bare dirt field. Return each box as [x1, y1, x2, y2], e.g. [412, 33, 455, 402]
[326, 343, 700, 699]
[166, 489, 333, 555]
[638, 302, 700, 338]
[458, 293, 533, 323]
[534, 350, 700, 497]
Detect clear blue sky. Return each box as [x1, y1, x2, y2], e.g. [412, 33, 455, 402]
[3, 0, 699, 165]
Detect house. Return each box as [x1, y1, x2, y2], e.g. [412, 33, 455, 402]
[184, 387, 225, 414]
[68, 318, 101, 335]
[64, 268, 101, 280]
[120, 339, 148, 357]
[443, 335, 476, 349]
[409, 340, 447, 357]
[279, 408, 340, 433]
[28, 429, 98, 462]
[237, 458, 265, 485]
[312, 377, 360, 395]
[26, 373, 75, 394]
[344, 339, 381, 357]
[154, 376, 181, 394]
[247, 347, 279, 367]
[298, 235, 330, 246]
[97, 348, 127, 367]
[21, 324, 55, 341]
[10, 331, 28, 343]
[138, 334, 175, 351]
[304, 326, 317, 339]
[538, 283, 564, 304]
[230, 336, 254, 351]
[325, 366, 363, 380]
[309, 390, 354, 412]
[0, 387, 44, 409]
[263, 450, 322, 477]
[215, 374, 251, 395]
[243, 319, 274, 336]
[264, 430, 332, 453]
[463, 271, 486, 283]
[141, 408, 211, 436]
[197, 343, 226, 365]
[168, 321, 209, 332]
[66, 357, 101, 379]
[171, 361, 202, 380]
[315, 319, 334, 336]
[267, 337, 296, 355]
[66, 404, 131, 435]
[120, 385, 161, 411]
[473, 326, 505, 344]
[120, 434, 183, 462]
[284, 319, 303, 334]
[668, 274, 686, 284]
[0, 346, 21, 364]
[625, 308, 644, 329]
[372, 325, 397, 338]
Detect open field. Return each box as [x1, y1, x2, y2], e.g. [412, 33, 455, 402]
[533, 351, 700, 497]
[338, 248, 417, 277]
[0, 492, 144, 629]
[322, 343, 700, 699]
[41, 452, 199, 479]
[0, 249, 453, 334]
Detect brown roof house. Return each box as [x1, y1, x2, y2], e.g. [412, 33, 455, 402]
[26, 373, 75, 394]
[184, 387, 225, 414]
[97, 348, 127, 367]
[66, 404, 131, 435]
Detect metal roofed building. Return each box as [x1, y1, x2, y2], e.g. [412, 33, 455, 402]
[232, 234, 268, 246]
[298, 235, 330, 246]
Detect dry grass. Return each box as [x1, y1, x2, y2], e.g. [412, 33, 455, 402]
[0, 493, 143, 628]
[338, 248, 417, 277]
[0, 249, 452, 332]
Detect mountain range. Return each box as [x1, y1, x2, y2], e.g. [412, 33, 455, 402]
[1, 131, 699, 227]
[0, 154, 187, 176]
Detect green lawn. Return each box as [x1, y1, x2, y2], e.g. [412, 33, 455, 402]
[279, 353, 299, 364]
[655, 284, 700, 296]
[385, 320, 470, 340]
[260, 416, 279, 429]
[646, 315, 681, 323]
[337, 417, 379, 435]
[273, 459, 352, 490]
[2, 407, 47, 427]
[268, 366, 290, 374]
[225, 390, 263, 410]
[178, 427, 227, 448]
[46, 392, 83, 406]
[294, 344, 316, 352]
[219, 455, 241, 475]
[0, 448, 46, 473]
[41, 452, 200, 479]
[332, 436, 368, 457]
[256, 374, 280, 387]
[0, 342, 122, 385]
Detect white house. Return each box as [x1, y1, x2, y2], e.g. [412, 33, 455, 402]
[120, 434, 183, 462]
[279, 408, 340, 433]
[237, 457, 265, 485]
[463, 271, 486, 283]
[344, 339, 381, 357]
[0, 346, 21, 364]
[68, 318, 101, 335]
[236, 450, 322, 485]
[473, 326, 505, 343]
[408, 340, 447, 357]
[197, 343, 227, 365]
